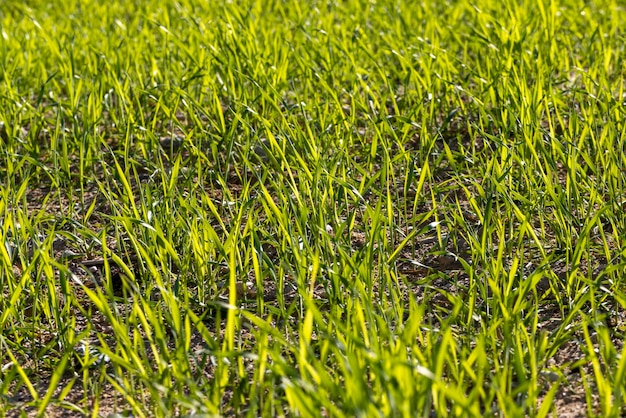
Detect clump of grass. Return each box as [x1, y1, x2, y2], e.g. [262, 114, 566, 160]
[1, 0, 626, 416]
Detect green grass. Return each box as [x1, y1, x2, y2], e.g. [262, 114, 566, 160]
[1, 0, 626, 416]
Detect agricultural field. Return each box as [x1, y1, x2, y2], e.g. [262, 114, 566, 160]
[1, 0, 625, 416]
